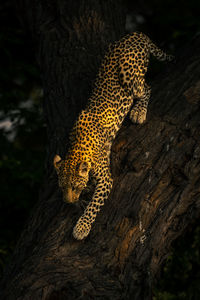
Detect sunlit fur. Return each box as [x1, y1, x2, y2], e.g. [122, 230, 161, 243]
[54, 32, 173, 240]
[54, 148, 90, 203]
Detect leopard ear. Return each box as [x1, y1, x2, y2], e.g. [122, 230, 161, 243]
[78, 161, 90, 177]
[53, 154, 62, 170]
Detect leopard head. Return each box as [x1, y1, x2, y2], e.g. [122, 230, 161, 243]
[54, 154, 90, 203]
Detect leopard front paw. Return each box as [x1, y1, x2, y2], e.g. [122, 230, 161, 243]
[73, 218, 91, 240]
[130, 107, 147, 124]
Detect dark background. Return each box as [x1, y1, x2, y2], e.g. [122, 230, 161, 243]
[0, 1, 199, 299]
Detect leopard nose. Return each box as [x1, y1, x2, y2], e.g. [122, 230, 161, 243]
[63, 188, 73, 203]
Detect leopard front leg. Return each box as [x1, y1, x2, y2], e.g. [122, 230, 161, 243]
[130, 83, 151, 124]
[73, 165, 113, 240]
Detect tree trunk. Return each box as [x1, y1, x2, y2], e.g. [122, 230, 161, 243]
[1, 1, 200, 299]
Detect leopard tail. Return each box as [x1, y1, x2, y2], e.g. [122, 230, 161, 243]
[148, 39, 174, 62]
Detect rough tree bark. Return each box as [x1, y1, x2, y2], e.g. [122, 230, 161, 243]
[1, 1, 200, 299]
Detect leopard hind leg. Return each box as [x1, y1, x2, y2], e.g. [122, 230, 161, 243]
[130, 82, 151, 124]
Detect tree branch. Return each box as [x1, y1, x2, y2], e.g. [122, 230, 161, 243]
[1, 1, 200, 300]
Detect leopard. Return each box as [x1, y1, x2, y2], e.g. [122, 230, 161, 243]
[54, 32, 173, 240]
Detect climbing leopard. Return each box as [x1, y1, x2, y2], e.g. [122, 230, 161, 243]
[54, 32, 173, 240]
